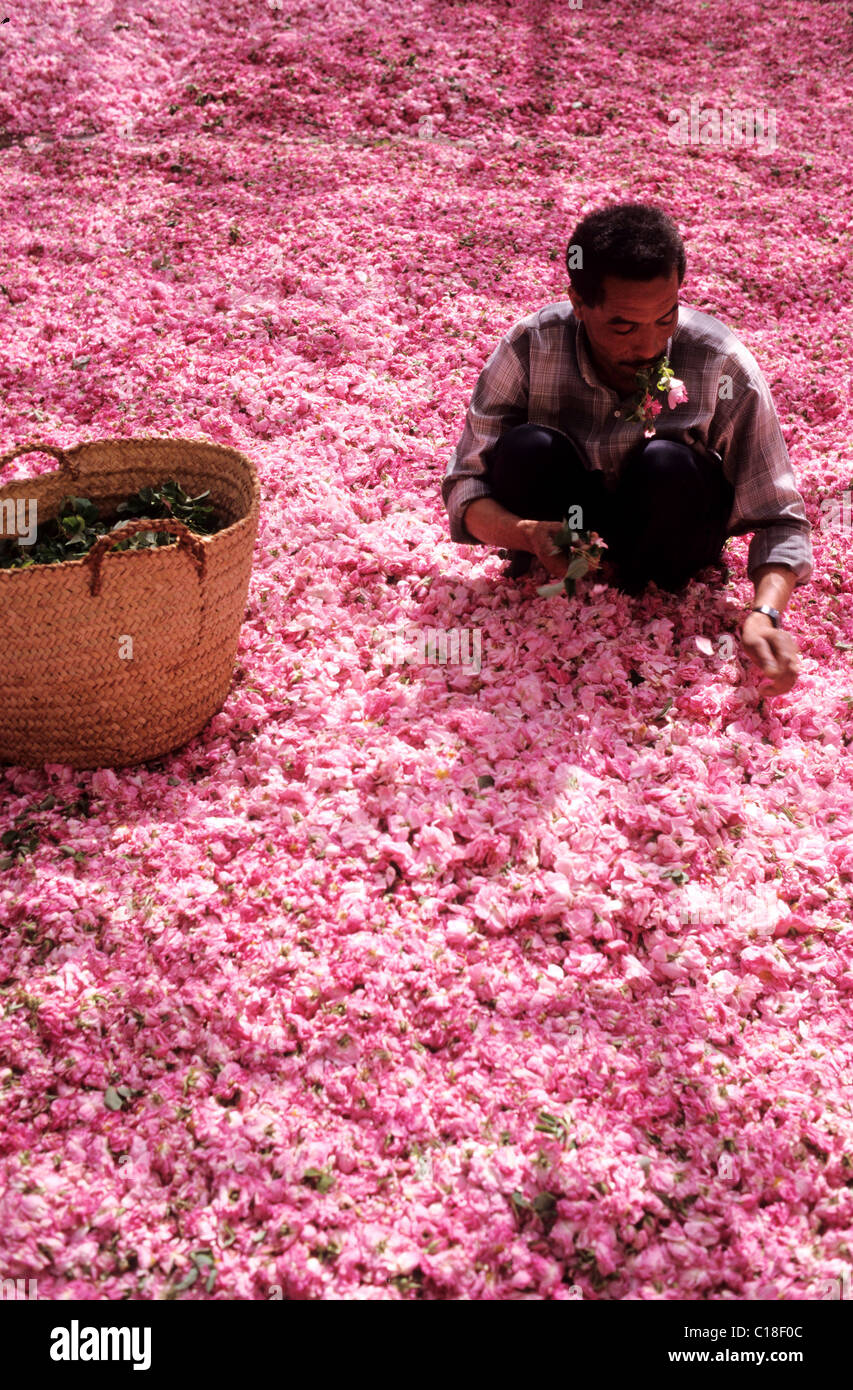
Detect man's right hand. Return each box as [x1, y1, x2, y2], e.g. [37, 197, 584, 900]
[516, 519, 569, 579]
[463, 499, 569, 578]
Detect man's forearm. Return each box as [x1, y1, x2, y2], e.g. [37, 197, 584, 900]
[751, 563, 798, 616]
[464, 498, 569, 579]
[463, 497, 530, 551]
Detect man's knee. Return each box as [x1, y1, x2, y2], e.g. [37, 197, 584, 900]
[490, 421, 569, 465]
[486, 422, 592, 526]
[624, 438, 701, 482]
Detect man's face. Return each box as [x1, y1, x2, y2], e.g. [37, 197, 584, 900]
[568, 271, 680, 394]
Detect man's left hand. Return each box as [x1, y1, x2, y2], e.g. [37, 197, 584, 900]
[740, 612, 800, 695]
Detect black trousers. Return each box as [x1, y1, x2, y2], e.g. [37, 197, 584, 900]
[486, 423, 734, 591]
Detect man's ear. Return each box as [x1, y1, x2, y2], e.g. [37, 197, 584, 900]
[568, 287, 585, 320]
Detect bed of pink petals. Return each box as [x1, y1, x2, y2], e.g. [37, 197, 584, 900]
[0, 0, 851, 1301]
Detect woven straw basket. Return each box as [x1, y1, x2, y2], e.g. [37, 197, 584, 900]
[0, 437, 259, 769]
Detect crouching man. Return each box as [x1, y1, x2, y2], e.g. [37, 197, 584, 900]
[442, 201, 812, 696]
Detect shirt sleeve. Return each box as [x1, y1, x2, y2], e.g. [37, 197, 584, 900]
[711, 358, 813, 585]
[441, 324, 530, 544]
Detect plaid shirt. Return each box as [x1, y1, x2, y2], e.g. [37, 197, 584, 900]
[442, 301, 813, 584]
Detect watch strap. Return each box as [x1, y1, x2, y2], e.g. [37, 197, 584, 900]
[750, 605, 781, 628]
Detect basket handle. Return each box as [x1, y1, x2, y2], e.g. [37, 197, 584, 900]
[84, 518, 207, 597]
[0, 441, 81, 481]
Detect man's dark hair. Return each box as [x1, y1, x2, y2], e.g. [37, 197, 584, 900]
[566, 202, 686, 308]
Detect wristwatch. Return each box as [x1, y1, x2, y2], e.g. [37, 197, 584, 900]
[749, 605, 781, 628]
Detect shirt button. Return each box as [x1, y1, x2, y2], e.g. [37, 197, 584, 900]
[614, 410, 621, 418]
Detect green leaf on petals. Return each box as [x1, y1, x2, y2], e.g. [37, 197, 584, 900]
[661, 867, 689, 886]
[537, 580, 566, 599]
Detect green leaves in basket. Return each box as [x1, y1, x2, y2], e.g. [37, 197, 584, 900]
[0, 496, 108, 570]
[0, 480, 222, 569]
[116, 480, 221, 534]
[56, 497, 106, 555]
[107, 520, 174, 554]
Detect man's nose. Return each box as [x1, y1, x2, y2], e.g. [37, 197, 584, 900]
[635, 336, 665, 362]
